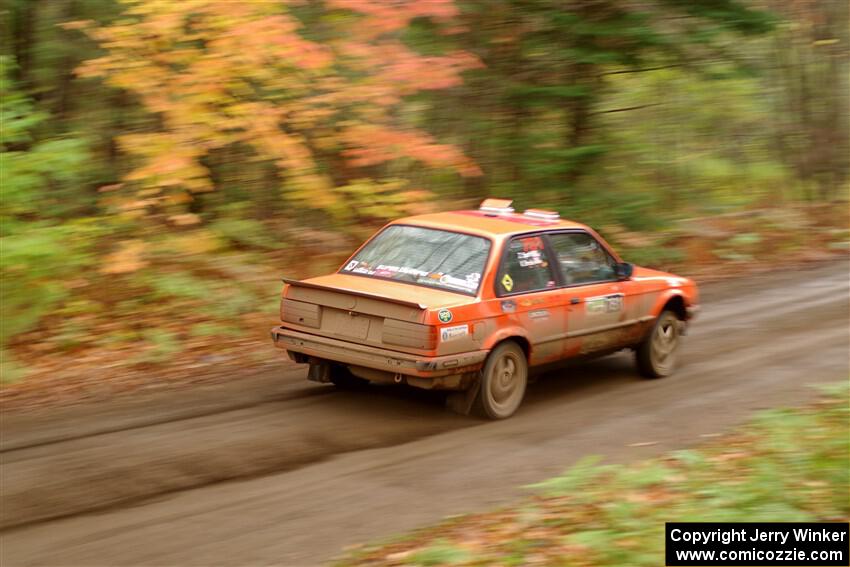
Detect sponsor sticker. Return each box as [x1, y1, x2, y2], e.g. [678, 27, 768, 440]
[439, 274, 476, 291]
[586, 297, 607, 314]
[501, 273, 514, 292]
[440, 324, 469, 342]
[344, 260, 359, 271]
[607, 294, 623, 312]
[586, 294, 624, 314]
[517, 249, 544, 267]
[529, 309, 550, 320]
[438, 309, 453, 323]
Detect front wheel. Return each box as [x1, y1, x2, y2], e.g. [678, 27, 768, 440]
[473, 341, 528, 419]
[635, 310, 681, 378]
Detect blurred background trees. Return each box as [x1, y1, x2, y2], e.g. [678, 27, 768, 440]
[1, 0, 847, 381]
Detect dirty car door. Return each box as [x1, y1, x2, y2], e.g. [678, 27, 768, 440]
[495, 235, 566, 366]
[547, 232, 635, 356]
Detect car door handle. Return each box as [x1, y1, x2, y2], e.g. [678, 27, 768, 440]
[570, 297, 581, 305]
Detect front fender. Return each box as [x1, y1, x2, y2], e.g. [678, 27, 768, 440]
[649, 286, 700, 321]
[651, 289, 684, 316]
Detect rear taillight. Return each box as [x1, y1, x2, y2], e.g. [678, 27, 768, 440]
[382, 319, 436, 350]
[281, 299, 321, 328]
[428, 325, 439, 350]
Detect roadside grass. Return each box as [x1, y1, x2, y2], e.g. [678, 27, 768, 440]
[336, 382, 850, 566]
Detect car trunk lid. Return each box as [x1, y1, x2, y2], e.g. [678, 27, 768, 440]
[281, 274, 473, 354]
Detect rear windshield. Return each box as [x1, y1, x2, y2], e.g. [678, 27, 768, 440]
[340, 225, 491, 295]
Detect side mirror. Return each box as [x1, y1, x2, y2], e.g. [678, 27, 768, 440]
[615, 262, 633, 281]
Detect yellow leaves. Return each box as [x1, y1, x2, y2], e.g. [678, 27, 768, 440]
[101, 240, 148, 274]
[59, 19, 95, 31]
[285, 173, 338, 212]
[80, 0, 480, 223]
[165, 231, 224, 256]
[332, 179, 436, 222]
[120, 133, 214, 194]
[165, 192, 193, 206]
[397, 190, 438, 216]
[168, 214, 201, 226]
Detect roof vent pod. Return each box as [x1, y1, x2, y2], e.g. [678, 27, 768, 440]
[479, 198, 514, 216]
[523, 208, 560, 221]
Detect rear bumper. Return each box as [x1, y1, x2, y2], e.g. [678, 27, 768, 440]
[271, 326, 488, 379]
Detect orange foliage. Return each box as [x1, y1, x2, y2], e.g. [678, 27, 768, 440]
[76, 0, 480, 218]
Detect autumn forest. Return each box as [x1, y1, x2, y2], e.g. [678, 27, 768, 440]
[1, 0, 848, 387]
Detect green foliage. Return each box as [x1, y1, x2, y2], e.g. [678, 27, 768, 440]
[189, 322, 243, 339]
[0, 57, 90, 227]
[0, 222, 97, 339]
[530, 455, 610, 498]
[0, 59, 98, 375]
[622, 245, 688, 269]
[133, 329, 181, 364]
[408, 540, 472, 566]
[0, 349, 28, 384]
[208, 217, 278, 250]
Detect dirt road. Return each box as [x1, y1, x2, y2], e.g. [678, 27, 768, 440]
[2, 261, 848, 566]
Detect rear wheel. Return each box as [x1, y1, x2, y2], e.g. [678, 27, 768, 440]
[473, 341, 528, 419]
[635, 310, 680, 378]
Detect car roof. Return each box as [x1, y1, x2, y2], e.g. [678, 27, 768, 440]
[390, 210, 591, 239]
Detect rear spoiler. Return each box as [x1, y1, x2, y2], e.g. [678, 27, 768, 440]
[281, 278, 427, 310]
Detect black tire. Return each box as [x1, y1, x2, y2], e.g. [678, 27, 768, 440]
[329, 365, 369, 389]
[473, 341, 528, 419]
[635, 310, 681, 378]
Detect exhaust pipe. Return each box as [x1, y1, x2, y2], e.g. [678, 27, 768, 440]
[393, 374, 403, 384]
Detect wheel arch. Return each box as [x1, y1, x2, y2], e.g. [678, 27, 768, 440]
[659, 293, 687, 321]
[482, 329, 531, 361]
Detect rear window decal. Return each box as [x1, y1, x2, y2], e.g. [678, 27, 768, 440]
[341, 225, 490, 295]
[517, 249, 544, 267]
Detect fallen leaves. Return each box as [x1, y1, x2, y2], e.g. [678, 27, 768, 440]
[335, 391, 849, 566]
[100, 240, 148, 274]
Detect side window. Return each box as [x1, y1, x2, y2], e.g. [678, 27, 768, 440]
[498, 235, 557, 295]
[548, 232, 617, 285]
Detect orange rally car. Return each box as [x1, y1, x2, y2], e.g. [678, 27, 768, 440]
[271, 199, 699, 419]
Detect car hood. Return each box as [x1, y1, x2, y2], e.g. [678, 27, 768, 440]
[631, 265, 693, 288]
